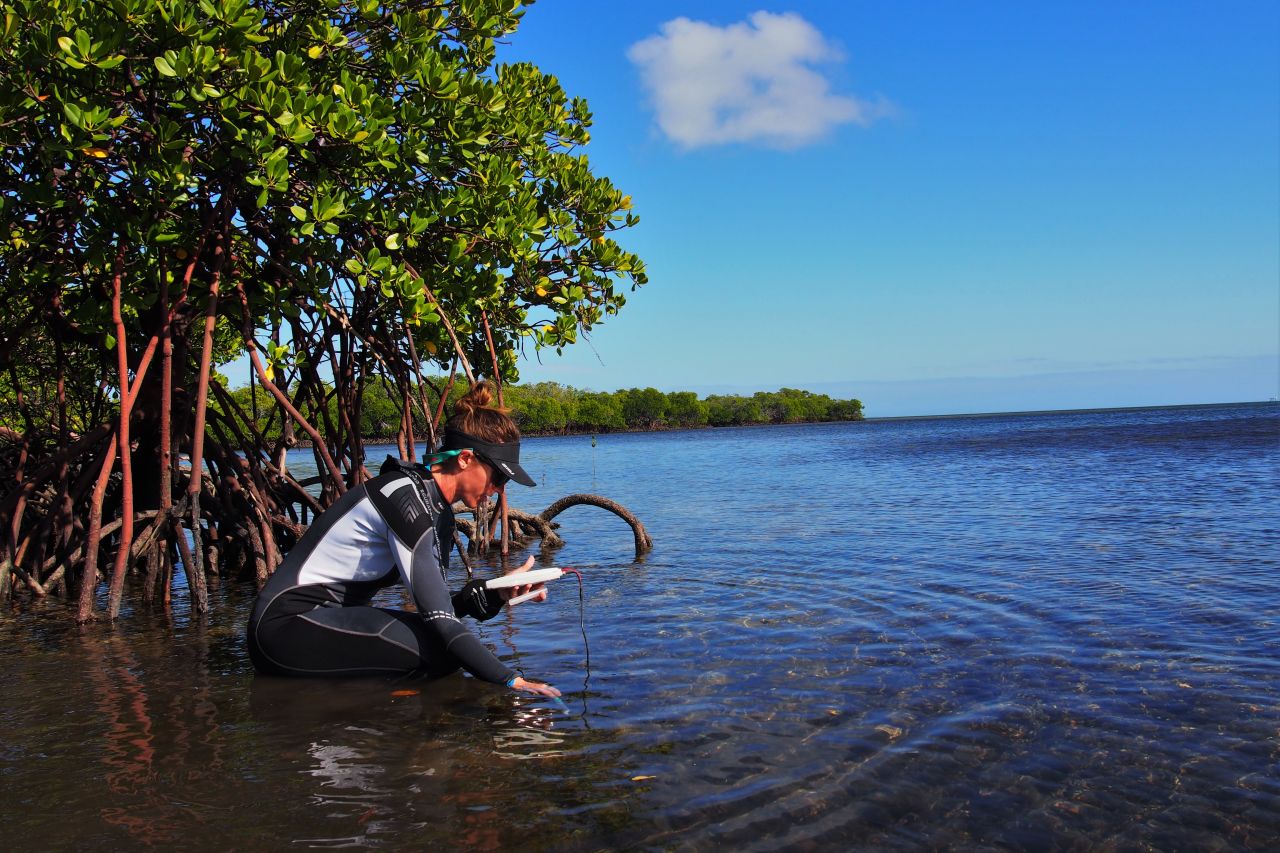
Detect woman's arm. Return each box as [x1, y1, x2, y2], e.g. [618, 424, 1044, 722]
[403, 533, 515, 685]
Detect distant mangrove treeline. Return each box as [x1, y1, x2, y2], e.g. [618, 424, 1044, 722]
[218, 380, 864, 440]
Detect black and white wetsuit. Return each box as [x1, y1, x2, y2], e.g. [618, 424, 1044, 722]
[246, 458, 514, 683]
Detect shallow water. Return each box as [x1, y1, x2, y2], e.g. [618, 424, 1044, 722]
[3, 403, 1278, 849]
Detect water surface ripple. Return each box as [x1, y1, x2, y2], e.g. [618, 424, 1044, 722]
[2, 403, 1277, 849]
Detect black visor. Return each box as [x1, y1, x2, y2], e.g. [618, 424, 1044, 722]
[442, 427, 536, 487]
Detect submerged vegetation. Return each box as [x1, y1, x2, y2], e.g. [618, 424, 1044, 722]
[0, 0, 647, 618]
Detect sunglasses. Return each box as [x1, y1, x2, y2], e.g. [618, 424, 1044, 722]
[476, 452, 510, 489]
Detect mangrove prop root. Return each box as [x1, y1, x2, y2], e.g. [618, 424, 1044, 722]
[452, 530, 473, 577]
[76, 434, 119, 623]
[450, 494, 650, 558]
[502, 508, 564, 549]
[541, 494, 653, 557]
[473, 500, 489, 555]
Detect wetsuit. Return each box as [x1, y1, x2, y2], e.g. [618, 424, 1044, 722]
[247, 457, 514, 683]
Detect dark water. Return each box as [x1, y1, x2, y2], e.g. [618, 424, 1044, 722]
[3, 403, 1278, 849]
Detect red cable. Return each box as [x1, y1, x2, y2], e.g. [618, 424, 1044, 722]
[560, 567, 590, 672]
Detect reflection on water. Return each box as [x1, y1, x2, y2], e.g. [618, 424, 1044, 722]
[0, 618, 236, 849]
[1, 403, 1278, 849]
[85, 631, 221, 846]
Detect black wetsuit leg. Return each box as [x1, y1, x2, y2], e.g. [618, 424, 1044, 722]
[249, 603, 460, 678]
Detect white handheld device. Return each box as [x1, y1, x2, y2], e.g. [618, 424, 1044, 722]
[483, 567, 565, 589]
[484, 567, 565, 605]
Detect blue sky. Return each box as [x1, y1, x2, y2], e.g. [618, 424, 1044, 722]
[497, 0, 1279, 416]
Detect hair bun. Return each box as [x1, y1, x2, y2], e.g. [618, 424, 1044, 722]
[445, 380, 519, 443]
[454, 380, 507, 415]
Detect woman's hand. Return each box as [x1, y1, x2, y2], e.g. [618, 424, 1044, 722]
[510, 676, 561, 698]
[497, 555, 548, 604]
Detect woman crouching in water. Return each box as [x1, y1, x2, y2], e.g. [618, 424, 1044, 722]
[247, 381, 560, 699]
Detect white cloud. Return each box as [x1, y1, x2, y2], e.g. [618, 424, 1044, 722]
[628, 11, 890, 150]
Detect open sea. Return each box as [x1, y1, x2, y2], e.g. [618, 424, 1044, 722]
[2, 402, 1278, 849]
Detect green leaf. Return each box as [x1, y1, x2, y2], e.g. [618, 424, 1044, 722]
[1, 0, 649, 483]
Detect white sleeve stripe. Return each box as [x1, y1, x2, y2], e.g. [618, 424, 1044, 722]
[380, 478, 415, 497]
[420, 610, 459, 623]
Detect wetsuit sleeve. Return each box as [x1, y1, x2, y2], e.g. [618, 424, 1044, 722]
[452, 580, 506, 621]
[404, 535, 514, 684]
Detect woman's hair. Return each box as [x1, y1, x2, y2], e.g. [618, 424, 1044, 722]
[446, 380, 519, 444]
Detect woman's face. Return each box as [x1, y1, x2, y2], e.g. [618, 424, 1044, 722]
[453, 451, 503, 509]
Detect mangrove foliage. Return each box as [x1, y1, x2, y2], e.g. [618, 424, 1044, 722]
[0, 0, 647, 618]
[214, 380, 864, 439]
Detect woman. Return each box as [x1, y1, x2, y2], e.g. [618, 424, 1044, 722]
[247, 381, 560, 699]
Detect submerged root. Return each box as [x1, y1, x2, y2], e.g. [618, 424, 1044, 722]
[540, 494, 652, 557]
[453, 493, 650, 559]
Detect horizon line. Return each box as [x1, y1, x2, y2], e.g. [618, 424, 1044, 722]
[861, 399, 1276, 422]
